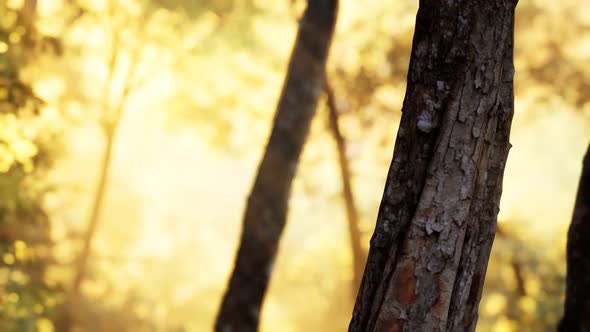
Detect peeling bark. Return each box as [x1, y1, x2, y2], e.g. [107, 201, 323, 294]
[559, 144, 590, 332]
[349, 1, 518, 331]
[215, 2, 338, 331]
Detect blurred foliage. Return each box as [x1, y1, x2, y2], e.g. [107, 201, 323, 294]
[0, 0, 588, 332]
[0, 2, 63, 332]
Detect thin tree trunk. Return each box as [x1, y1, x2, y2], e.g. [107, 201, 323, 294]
[349, 1, 518, 331]
[559, 143, 590, 332]
[71, 128, 116, 293]
[495, 225, 526, 298]
[215, 1, 338, 331]
[71, 30, 138, 293]
[325, 81, 365, 297]
[21, 0, 37, 26]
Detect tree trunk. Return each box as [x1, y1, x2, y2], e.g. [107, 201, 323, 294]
[215, 2, 338, 331]
[21, 0, 37, 27]
[325, 81, 366, 297]
[559, 143, 590, 332]
[71, 127, 117, 293]
[71, 28, 138, 295]
[349, 1, 518, 331]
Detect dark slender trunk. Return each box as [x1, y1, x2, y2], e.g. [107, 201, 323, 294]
[325, 82, 365, 297]
[215, 2, 338, 331]
[349, 1, 518, 331]
[559, 143, 590, 332]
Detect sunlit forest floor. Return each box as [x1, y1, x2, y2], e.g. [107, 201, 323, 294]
[1, 0, 590, 331]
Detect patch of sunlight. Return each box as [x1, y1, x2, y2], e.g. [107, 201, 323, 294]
[33, 304, 44, 314]
[13, 240, 27, 261]
[518, 296, 537, 315]
[565, 35, 590, 59]
[33, 76, 65, 101]
[38, 0, 64, 17]
[3, 253, 15, 265]
[10, 270, 29, 285]
[374, 85, 404, 109]
[0, 146, 15, 173]
[492, 317, 517, 332]
[483, 293, 507, 316]
[12, 139, 38, 163]
[7, 292, 19, 303]
[85, 0, 108, 12]
[0, 41, 8, 53]
[8, 31, 22, 44]
[253, 15, 295, 58]
[526, 278, 541, 297]
[36, 318, 55, 332]
[118, 0, 142, 17]
[82, 279, 109, 298]
[6, 0, 24, 10]
[191, 11, 220, 47]
[579, 5, 590, 24]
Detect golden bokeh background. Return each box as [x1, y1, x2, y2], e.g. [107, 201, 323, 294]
[1, 0, 590, 331]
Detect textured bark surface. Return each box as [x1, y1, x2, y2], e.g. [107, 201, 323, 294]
[559, 144, 590, 332]
[215, 2, 338, 331]
[349, 1, 518, 331]
[326, 82, 366, 297]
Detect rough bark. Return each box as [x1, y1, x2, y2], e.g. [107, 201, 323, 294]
[215, 2, 338, 331]
[325, 81, 366, 297]
[559, 143, 590, 332]
[349, 1, 518, 331]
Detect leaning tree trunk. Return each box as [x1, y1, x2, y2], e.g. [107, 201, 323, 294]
[349, 1, 518, 331]
[325, 81, 366, 297]
[559, 143, 590, 332]
[215, 1, 338, 331]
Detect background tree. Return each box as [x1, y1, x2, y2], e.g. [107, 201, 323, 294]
[71, 2, 147, 295]
[215, 1, 338, 331]
[559, 143, 590, 332]
[2, 0, 588, 330]
[349, 1, 518, 331]
[325, 81, 365, 297]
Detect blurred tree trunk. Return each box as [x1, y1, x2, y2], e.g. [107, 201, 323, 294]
[71, 31, 130, 294]
[21, 0, 37, 27]
[325, 82, 366, 297]
[71, 124, 117, 293]
[559, 143, 590, 332]
[58, 36, 137, 331]
[215, 1, 338, 331]
[349, 1, 518, 331]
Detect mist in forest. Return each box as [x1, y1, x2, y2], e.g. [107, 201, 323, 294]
[1, 0, 589, 331]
